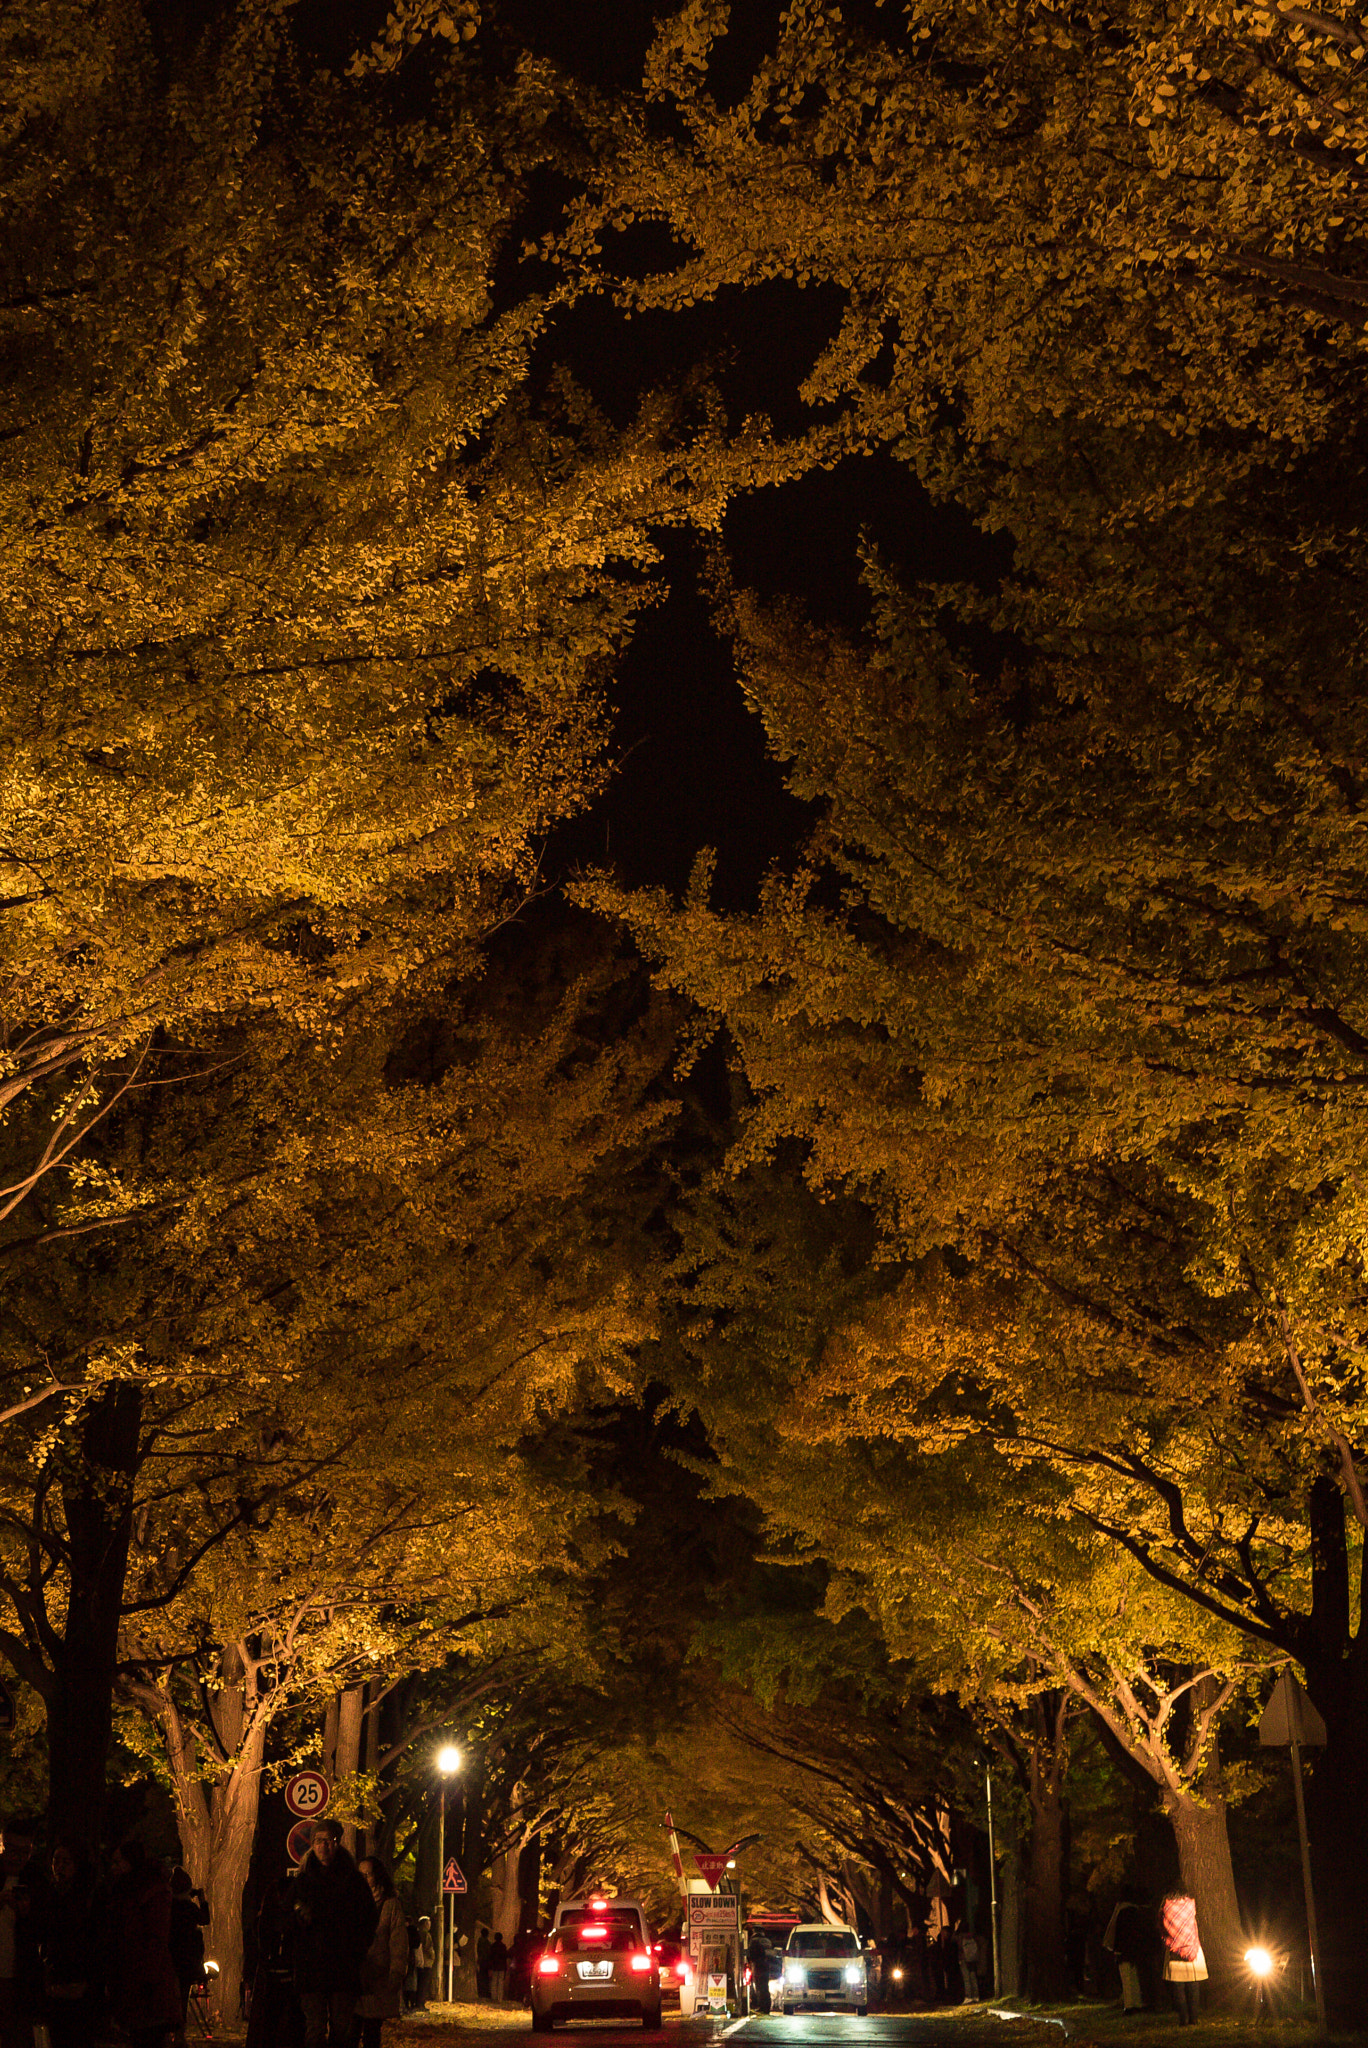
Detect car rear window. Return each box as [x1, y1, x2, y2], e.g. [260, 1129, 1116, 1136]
[789, 1932, 859, 1959]
[558, 1909, 644, 1948]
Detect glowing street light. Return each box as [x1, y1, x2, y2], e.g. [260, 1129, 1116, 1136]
[1245, 1944, 1276, 2021]
[437, 1744, 464, 2000]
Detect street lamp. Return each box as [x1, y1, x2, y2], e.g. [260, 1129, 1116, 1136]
[1245, 1946, 1276, 2022]
[436, 1745, 463, 2002]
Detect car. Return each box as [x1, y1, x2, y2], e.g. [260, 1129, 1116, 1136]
[531, 1897, 662, 2031]
[652, 1938, 694, 2013]
[780, 1923, 869, 2016]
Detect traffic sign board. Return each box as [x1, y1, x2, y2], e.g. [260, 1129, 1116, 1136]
[0, 1677, 14, 1735]
[1260, 1669, 1327, 1747]
[287, 1819, 318, 1865]
[443, 1857, 466, 1895]
[693, 1854, 729, 1890]
[285, 1770, 331, 1818]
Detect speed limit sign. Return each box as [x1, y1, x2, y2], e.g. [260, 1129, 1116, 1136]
[284, 1770, 331, 1820]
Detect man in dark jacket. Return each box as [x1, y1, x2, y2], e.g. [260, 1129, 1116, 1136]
[292, 1824, 376, 2048]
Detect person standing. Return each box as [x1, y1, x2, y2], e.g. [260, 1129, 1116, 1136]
[474, 1929, 491, 2001]
[355, 1859, 407, 2048]
[104, 1841, 181, 2048]
[245, 1872, 301, 2048]
[412, 1919, 434, 2011]
[292, 1822, 377, 2048]
[167, 1869, 209, 2041]
[745, 1932, 771, 2015]
[487, 1933, 508, 2005]
[42, 1841, 99, 2048]
[958, 1926, 981, 2001]
[1159, 1892, 1207, 2026]
[1103, 1893, 1153, 2015]
[1, 1817, 49, 2048]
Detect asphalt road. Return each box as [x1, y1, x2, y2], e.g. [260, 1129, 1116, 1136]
[414, 2014, 1023, 2048]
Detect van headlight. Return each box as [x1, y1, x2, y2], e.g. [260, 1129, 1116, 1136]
[844, 1966, 863, 1985]
[784, 1963, 806, 1984]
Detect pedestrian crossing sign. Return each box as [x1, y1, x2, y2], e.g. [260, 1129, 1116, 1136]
[443, 1857, 467, 1894]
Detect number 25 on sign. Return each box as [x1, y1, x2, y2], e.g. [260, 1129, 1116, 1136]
[285, 1771, 330, 1820]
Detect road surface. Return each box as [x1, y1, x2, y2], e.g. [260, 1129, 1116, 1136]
[403, 2012, 1047, 2048]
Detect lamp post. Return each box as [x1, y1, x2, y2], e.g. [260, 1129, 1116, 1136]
[436, 1745, 462, 2004]
[985, 1765, 1000, 1999]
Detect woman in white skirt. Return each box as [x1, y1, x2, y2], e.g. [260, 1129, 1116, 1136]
[1160, 1892, 1207, 2024]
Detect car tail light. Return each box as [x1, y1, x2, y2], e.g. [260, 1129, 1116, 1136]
[538, 1957, 561, 1977]
[583, 1925, 607, 1941]
[630, 1954, 651, 1974]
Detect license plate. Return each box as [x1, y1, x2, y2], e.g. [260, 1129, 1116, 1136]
[577, 1962, 613, 1981]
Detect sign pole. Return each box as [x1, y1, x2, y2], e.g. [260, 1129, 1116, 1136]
[437, 1785, 445, 2002]
[985, 1765, 1001, 1998]
[1289, 1731, 1326, 2031]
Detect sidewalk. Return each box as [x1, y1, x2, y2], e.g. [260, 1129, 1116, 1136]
[977, 1998, 1358, 2047]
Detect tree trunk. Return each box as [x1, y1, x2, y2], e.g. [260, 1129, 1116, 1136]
[1301, 1475, 1368, 2028]
[363, 1683, 381, 1853]
[152, 1647, 272, 2024]
[334, 1683, 365, 1857]
[997, 1810, 1023, 1998]
[453, 1773, 485, 1998]
[204, 1648, 269, 2024]
[491, 1846, 521, 1946]
[1023, 1774, 1068, 1998]
[1023, 1728, 1064, 1998]
[47, 1384, 142, 1846]
[1166, 1787, 1244, 2003]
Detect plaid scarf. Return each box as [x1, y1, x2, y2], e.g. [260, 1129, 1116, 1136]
[1162, 1896, 1200, 1963]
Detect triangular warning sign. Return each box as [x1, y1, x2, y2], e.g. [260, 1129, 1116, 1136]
[443, 1857, 467, 1894]
[1259, 1669, 1327, 1747]
[693, 1853, 729, 1889]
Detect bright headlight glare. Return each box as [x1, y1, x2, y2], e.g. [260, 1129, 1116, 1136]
[784, 1963, 805, 1981]
[1245, 1946, 1274, 1979]
[844, 1965, 863, 1984]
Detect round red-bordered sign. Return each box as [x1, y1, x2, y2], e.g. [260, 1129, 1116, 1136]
[284, 1770, 331, 1819]
[287, 1819, 318, 1866]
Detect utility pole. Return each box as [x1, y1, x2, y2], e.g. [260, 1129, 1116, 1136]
[986, 1764, 1001, 1999]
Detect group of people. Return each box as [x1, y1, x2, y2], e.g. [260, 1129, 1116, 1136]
[1103, 1889, 1208, 2023]
[472, 1931, 508, 2003]
[0, 1815, 211, 2048]
[250, 1820, 431, 2048]
[1, 1811, 443, 2048]
[875, 1924, 989, 2005]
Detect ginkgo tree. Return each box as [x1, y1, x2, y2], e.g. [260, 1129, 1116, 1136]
[0, 924, 679, 1849]
[0, 0, 797, 1276]
[657, 1164, 1273, 1995]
